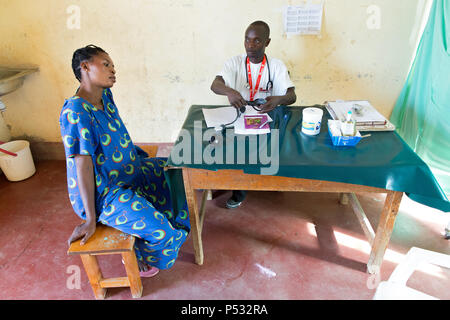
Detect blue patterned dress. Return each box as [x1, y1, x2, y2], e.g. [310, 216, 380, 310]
[59, 88, 190, 270]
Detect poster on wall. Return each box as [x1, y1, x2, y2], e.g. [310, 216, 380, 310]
[283, 2, 324, 36]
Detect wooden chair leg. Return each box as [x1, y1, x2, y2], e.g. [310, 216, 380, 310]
[80, 254, 106, 299]
[122, 251, 143, 298]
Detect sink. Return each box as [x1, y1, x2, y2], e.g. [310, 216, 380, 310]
[0, 66, 39, 97]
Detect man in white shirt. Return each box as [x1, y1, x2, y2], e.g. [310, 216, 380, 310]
[211, 20, 296, 209]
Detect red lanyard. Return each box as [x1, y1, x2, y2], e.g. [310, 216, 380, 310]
[247, 55, 266, 101]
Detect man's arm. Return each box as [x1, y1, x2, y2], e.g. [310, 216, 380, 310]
[67, 154, 97, 245]
[259, 87, 296, 113]
[211, 76, 247, 108]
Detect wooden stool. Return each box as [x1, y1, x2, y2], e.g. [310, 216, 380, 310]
[67, 144, 159, 299]
[68, 224, 143, 299]
[136, 144, 159, 159]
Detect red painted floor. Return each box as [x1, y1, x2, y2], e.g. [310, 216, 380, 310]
[0, 160, 449, 300]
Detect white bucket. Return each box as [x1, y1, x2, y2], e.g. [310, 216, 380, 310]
[302, 107, 323, 136]
[0, 140, 36, 181]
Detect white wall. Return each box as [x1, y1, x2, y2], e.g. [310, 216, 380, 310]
[0, 0, 429, 143]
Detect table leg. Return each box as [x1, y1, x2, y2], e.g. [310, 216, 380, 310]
[182, 168, 204, 265]
[367, 191, 403, 274]
[339, 193, 349, 205]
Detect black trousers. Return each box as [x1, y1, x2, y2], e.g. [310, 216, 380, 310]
[231, 190, 247, 202]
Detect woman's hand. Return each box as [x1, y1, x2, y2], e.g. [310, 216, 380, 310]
[70, 154, 97, 246]
[68, 220, 97, 246]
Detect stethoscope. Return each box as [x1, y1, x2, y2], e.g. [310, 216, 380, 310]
[245, 54, 273, 92]
[209, 106, 246, 145]
[215, 98, 268, 132]
[209, 99, 268, 145]
[209, 55, 273, 145]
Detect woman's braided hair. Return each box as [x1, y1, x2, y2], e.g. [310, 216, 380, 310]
[72, 44, 107, 82]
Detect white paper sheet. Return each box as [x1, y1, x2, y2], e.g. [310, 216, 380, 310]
[283, 3, 324, 36]
[326, 100, 387, 124]
[202, 107, 238, 128]
[202, 106, 272, 135]
[326, 100, 396, 132]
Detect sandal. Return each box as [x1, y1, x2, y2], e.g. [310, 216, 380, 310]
[139, 266, 159, 277]
[121, 259, 160, 277]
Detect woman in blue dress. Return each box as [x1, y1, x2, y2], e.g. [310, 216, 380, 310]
[60, 45, 190, 277]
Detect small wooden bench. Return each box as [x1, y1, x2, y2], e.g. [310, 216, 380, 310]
[68, 224, 142, 299]
[67, 145, 159, 299]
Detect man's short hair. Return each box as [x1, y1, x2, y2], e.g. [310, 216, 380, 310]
[248, 21, 270, 39]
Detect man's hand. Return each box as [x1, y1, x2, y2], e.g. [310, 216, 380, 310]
[68, 220, 97, 246]
[259, 96, 282, 113]
[226, 89, 247, 109]
[211, 76, 247, 109]
[258, 87, 297, 113]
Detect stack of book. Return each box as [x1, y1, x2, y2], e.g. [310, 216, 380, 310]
[326, 100, 395, 132]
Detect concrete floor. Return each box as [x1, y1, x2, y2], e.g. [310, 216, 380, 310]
[0, 159, 449, 300]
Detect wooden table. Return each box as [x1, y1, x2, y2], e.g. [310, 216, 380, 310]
[180, 167, 403, 274]
[166, 106, 448, 275]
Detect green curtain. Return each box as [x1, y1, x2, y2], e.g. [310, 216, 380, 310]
[390, 0, 450, 197]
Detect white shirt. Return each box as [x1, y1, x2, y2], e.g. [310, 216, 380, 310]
[218, 53, 295, 101]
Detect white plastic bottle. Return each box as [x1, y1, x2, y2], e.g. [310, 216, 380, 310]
[341, 111, 356, 136]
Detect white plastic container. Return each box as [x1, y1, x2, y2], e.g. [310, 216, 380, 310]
[0, 140, 36, 181]
[328, 120, 362, 147]
[302, 107, 323, 136]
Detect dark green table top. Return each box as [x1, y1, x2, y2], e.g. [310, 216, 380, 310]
[165, 105, 450, 213]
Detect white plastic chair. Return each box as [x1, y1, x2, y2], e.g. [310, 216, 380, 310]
[373, 247, 450, 300]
